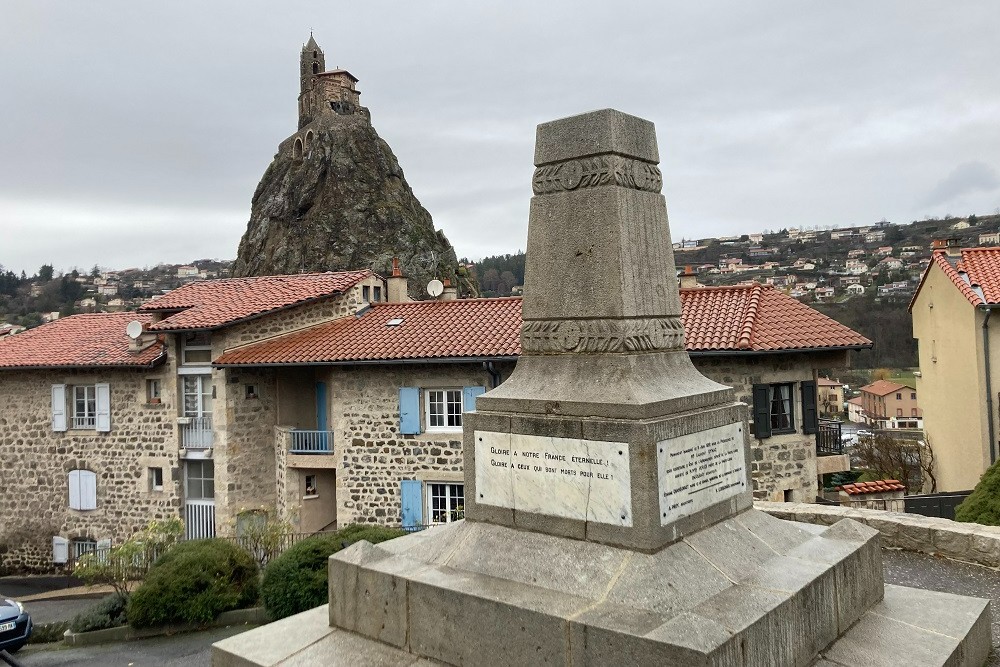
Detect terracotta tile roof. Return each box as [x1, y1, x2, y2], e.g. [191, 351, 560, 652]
[910, 248, 1000, 311]
[817, 377, 842, 387]
[836, 480, 906, 495]
[680, 284, 871, 352]
[847, 397, 863, 406]
[214, 298, 522, 365]
[139, 271, 372, 331]
[860, 380, 911, 396]
[215, 283, 870, 366]
[0, 313, 166, 370]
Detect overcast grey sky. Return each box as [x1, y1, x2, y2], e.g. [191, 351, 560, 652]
[1, 1, 999, 275]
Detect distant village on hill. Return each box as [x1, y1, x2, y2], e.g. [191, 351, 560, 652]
[2, 213, 999, 359]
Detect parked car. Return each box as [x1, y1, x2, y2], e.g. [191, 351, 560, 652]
[856, 429, 874, 438]
[0, 598, 32, 653]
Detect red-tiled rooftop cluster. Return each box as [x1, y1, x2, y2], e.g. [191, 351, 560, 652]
[0, 313, 165, 370]
[859, 379, 912, 396]
[680, 284, 871, 352]
[836, 480, 906, 495]
[215, 298, 522, 365]
[139, 271, 372, 331]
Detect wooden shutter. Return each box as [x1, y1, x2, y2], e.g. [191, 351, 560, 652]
[463, 386, 486, 413]
[399, 387, 421, 435]
[52, 384, 67, 432]
[400, 479, 423, 528]
[752, 384, 772, 439]
[52, 536, 68, 564]
[801, 380, 818, 435]
[68, 470, 81, 509]
[95, 383, 111, 432]
[80, 470, 97, 510]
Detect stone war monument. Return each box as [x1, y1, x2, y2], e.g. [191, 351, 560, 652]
[214, 110, 991, 666]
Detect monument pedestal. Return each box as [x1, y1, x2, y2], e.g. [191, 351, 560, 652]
[212, 109, 990, 666]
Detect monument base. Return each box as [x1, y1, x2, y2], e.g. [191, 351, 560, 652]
[212, 511, 990, 666]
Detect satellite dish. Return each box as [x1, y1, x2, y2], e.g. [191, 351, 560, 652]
[125, 320, 144, 340]
[426, 279, 444, 298]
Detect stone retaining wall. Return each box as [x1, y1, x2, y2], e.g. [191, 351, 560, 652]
[757, 501, 1000, 568]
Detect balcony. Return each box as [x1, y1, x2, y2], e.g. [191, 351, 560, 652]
[179, 416, 214, 449]
[816, 419, 843, 456]
[289, 429, 335, 454]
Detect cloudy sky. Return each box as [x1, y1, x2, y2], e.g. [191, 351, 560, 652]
[1, 2, 999, 275]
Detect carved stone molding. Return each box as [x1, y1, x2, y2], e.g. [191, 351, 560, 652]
[532, 155, 663, 195]
[521, 316, 685, 354]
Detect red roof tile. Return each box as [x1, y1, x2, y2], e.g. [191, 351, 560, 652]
[836, 480, 906, 495]
[910, 248, 1000, 311]
[680, 284, 871, 352]
[860, 379, 912, 396]
[215, 283, 870, 366]
[215, 298, 521, 365]
[139, 271, 372, 331]
[0, 313, 166, 370]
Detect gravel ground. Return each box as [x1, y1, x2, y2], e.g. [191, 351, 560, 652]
[882, 547, 1000, 665]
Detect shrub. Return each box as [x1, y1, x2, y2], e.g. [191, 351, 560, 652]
[261, 524, 405, 620]
[74, 518, 184, 597]
[955, 460, 1000, 525]
[70, 593, 128, 633]
[126, 539, 259, 628]
[28, 621, 70, 644]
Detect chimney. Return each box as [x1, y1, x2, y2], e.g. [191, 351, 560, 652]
[932, 238, 963, 258]
[441, 278, 458, 301]
[386, 257, 409, 303]
[678, 265, 698, 289]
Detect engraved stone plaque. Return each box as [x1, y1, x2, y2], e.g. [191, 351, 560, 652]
[656, 422, 747, 525]
[475, 431, 633, 526]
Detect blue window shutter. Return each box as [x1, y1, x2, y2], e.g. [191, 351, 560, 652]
[463, 386, 486, 413]
[400, 479, 423, 528]
[399, 387, 420, 434]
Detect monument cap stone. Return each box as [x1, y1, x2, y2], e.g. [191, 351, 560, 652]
[534, 108, 659, 165]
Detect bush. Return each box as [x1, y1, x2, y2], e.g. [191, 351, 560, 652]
[955, 460, 1000, 525]
[28, 621, 69, 644]
[70, 593, 128, 633]
[261, 524, 405, 620]
[126, 539, 259, 628]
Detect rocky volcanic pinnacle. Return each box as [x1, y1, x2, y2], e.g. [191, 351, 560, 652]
[231, 106, 460, 294]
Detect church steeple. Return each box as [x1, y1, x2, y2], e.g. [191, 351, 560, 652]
[300, 33, 326, 95]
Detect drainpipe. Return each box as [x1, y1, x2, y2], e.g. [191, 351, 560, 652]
[483, 361, 502, 389]
[983, 306, 998, 464]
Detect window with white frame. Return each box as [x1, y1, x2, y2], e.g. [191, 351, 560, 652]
[149, 467, 164, 491]
[181, 331, 212, 365]
[73, 385, 97, 428]
[427, 482, 464, 524]
[185, 459, 215, 500]
[426, 389, 463, 430]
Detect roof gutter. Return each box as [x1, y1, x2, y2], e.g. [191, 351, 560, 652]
[687, 344, 872, 357]
[980, 304, 999, 465]
[213, 355, 518, 369]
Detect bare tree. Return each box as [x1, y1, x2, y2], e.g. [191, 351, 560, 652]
[853, 433, 929, 492]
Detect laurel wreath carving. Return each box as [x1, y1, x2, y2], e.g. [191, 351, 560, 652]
[521, 317, 685, 354]
[532, 156, 662, 195]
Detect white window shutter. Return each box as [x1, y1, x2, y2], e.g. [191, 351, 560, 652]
[52, 384, 67, 432]
[81, 470, 98, 510]
[95, 383, 111, 432]
[68, 470, 81, 510]
[52, 537, 68, 564]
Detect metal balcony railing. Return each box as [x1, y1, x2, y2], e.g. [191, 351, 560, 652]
[816, 419, 844, 456]
[290, 430, 334, 454]
[181, 416, 214, 449]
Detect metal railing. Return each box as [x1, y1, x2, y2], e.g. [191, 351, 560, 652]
[816, 419, 843, 456]
[181, 416, 214, 449]
[72, 415, 96, 429]
[185, 500, 216, 539]
[290, 430, 334, 454]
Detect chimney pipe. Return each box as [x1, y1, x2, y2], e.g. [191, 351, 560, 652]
[678, 265, 698, 289]
[441, 278, 458, 301]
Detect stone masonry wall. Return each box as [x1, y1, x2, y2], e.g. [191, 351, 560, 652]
[222, 285, 368, 348]
[692, 351, 847, 503]
[0, 366, 177, 573]
[323, 362, 515, 527]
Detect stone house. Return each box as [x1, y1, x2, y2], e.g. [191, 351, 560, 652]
[0, 270, 870, 570]
[817, 376, 845, 417]
[911, 247, 1000, 491]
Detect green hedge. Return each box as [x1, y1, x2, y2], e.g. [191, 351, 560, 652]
[261, 524, 405, 620]
[70, 593, 128, 633]
[955, 460, 1000, 525]
[126, 538, 259, 628]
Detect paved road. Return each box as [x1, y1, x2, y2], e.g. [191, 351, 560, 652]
[15, 625, 252, 667]
[0, 578, 82, 600]
[882, 548, 1000, 665]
